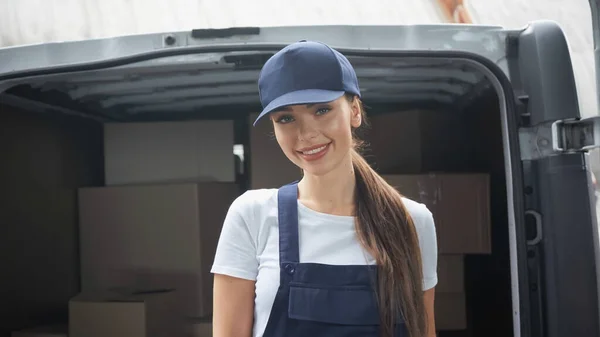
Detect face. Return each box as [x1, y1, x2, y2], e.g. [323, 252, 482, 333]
[270, 96, 362, 177]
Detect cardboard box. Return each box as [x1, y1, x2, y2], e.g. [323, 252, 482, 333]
[435, 256, 467, 330]
[104, 120, 235, 185]
[383, 174, 491, 254]
[367, 110, 468, 174]
[78, 182, 239, 318]
[435, 293, 467, 330]
[69, 289, 179, 337]
[11, 325, 67, 337]
[249, 113, 301, 189]
[437, 255, 464, 293]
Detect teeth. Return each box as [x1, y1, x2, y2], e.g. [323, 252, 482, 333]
[303, 145, 327, 155]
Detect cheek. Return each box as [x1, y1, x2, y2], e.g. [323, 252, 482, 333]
[273, 127, 290, 148]
[274, 127, 300, 159]
[325, 114, 353, 144]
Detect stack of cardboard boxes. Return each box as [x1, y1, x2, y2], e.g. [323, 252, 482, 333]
[70, 120, 238, 337]
[249, 110, 492, 332]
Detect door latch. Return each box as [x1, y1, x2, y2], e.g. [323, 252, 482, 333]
[519, 116, 600, 160]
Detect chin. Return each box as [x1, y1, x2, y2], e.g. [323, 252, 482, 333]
[298, 157, 347, 178]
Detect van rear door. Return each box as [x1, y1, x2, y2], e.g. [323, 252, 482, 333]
[512, 16, 600, 336]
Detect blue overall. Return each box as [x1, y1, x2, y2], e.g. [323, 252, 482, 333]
[262, 182, 407, 337]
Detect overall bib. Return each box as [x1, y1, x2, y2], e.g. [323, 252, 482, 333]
[262, 182, 407, 337]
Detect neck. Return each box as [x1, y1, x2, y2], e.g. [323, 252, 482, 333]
[298, 152, 356, 215]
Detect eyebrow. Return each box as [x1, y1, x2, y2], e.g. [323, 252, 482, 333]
[272, 103, 317, 113]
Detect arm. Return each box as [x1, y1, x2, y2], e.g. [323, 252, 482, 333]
[424, 287, 436, 337]
[414, 203, 438, 337]
[210, 192, 260, 337]
[213, 274, 255, 337]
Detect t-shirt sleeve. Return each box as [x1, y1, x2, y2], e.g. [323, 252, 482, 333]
[211, 192, 259, 281]
[414, 205, 438, 291]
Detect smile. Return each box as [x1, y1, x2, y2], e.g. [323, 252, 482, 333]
[297, 143, 331, 161]
[302, 145, 328, 155]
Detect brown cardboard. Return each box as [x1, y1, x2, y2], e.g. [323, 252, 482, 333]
[435, 293, 467, 330]
[367, 110, 469, 174]
[69, 289, 180, 337]
[249, 112, 302, 189]
[78, 182, 239, 318]
[435, 256, 467, 330]
[104, 120, 235, 185]
[11, 325, 67, 337]
[437, 255, 464, 293]
[383, 174, 491, 254]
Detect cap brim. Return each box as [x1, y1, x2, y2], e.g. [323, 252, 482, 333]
[253, 89, 345, 126]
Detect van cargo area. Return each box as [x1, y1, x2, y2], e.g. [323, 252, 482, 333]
[1, 52, 514, 337]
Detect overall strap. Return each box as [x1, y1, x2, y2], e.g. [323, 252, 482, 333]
[277, 182, 300, 265]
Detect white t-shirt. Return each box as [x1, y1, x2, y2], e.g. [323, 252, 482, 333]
[211, 188, 438, 337]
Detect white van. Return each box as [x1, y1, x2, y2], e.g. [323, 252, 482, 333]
[2, 6, 600, 337]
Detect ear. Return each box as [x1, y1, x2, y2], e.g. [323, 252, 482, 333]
[350, 97, 362, 128]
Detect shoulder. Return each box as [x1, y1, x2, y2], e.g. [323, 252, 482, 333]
[212, 189, 279, 280]
[228, 188, 279, 221]
[401, 197, 434, 231]
[400, 197, 437, 252]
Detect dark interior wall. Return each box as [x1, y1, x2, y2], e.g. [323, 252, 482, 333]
[462, 90, 514, 337]
[0, 104, 104, 336]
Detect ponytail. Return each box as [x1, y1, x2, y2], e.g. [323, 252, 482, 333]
[349, 96, 427, 337]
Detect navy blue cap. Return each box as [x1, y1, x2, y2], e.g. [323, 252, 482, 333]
[254, 40, 361, 126]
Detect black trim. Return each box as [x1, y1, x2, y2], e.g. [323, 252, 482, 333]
[505, 32, 535, 337]
[191, 27, 260, 39]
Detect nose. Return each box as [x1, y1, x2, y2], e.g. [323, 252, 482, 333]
[297, 118, 319, 141]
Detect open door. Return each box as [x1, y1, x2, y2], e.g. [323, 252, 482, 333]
[511, 18, 600, 337]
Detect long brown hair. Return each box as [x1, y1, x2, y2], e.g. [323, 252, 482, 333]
[348, 94, 427, 337]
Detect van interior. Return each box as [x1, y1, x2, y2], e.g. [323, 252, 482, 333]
[1, 51, 513, 337]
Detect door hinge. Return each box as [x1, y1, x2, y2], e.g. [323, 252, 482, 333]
[519, 116, 600, 160]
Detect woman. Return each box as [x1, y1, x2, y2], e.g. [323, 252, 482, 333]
[211, 40, 438, 337]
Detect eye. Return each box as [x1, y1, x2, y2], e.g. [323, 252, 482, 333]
[275, 114, 294, 124]
[315, 107, 331, 115]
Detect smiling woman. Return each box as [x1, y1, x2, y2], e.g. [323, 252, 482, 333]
[211, 40, 438, 337]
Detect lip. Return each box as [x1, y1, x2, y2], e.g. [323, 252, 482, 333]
[297, 143, 331, 153]
[297, 143, 331, 162]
